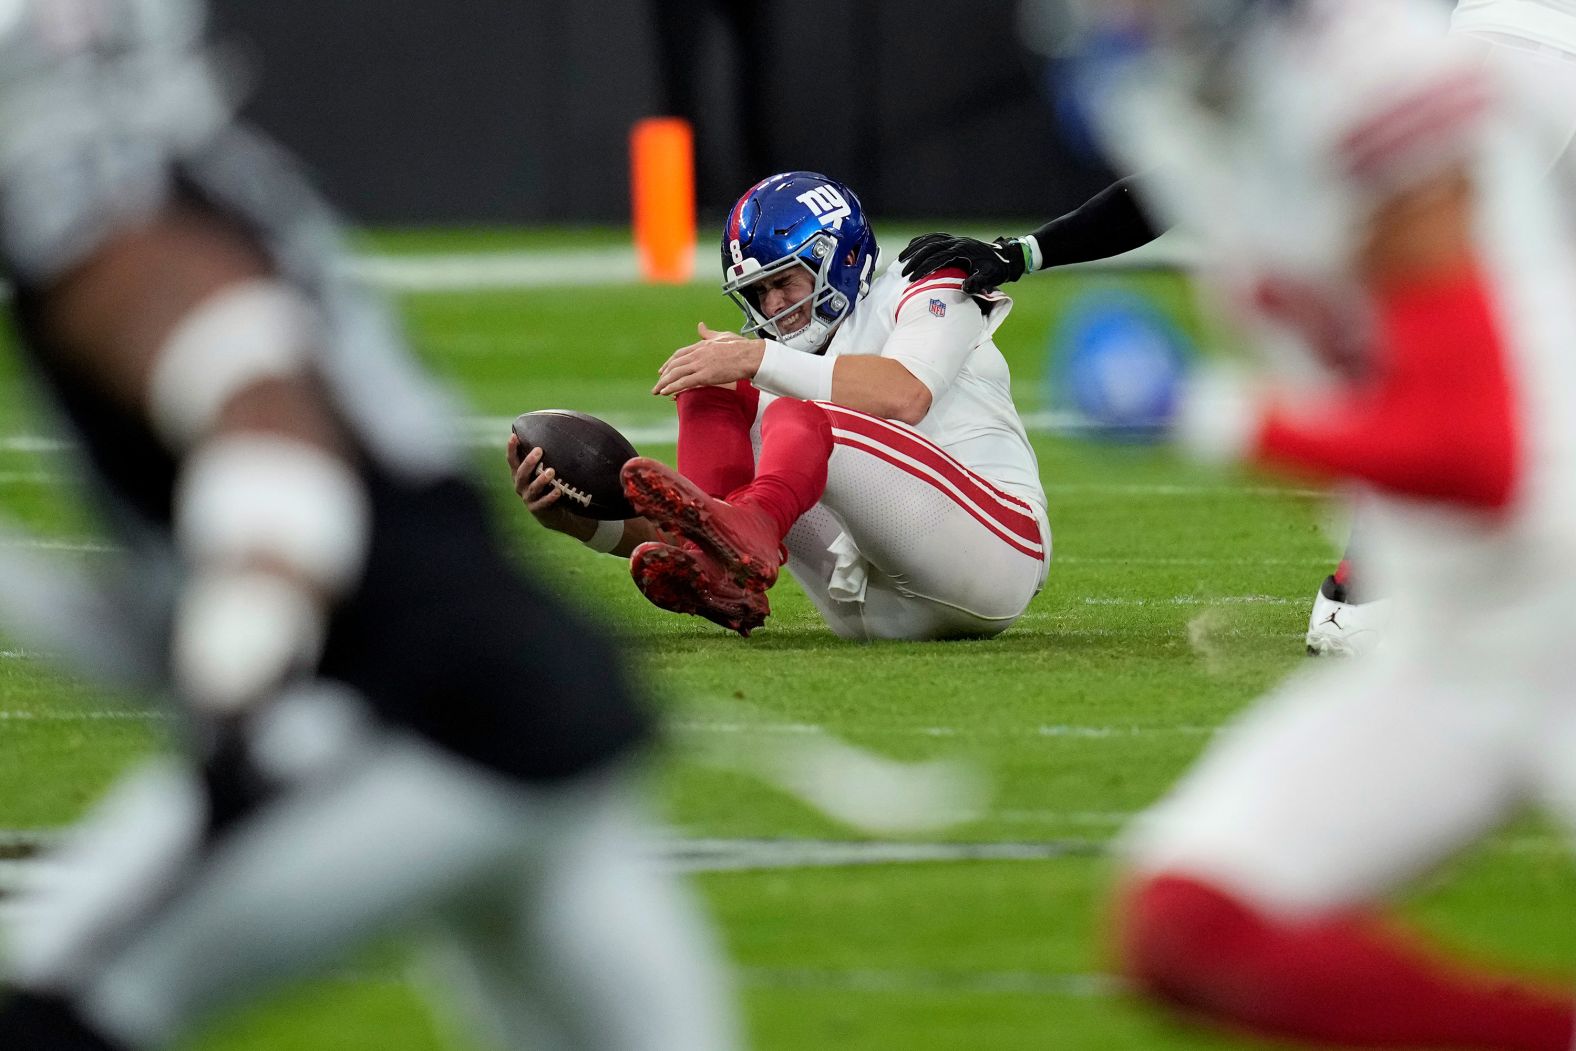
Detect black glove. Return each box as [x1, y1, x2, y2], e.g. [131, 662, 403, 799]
[898, 233, 1030, 294]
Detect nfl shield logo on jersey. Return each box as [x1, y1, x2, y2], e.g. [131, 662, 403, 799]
[928, 298, 946, 318]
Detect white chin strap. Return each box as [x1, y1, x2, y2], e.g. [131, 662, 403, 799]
[776, 314, 836, 355]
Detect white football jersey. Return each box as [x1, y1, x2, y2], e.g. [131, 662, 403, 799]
[1102, 0, 1576, 652]
[1454, 0, 1576, 55]
[765, 265, 1047, 517]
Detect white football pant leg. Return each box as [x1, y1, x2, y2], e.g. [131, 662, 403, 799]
[434, 801, 739, 1051]
[4, 760, 207, 991]
[784, 424, 1048, 641]
[14, 734, 734, 1051]
[1120, 652, 1534, 919]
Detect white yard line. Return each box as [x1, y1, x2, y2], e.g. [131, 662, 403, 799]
[738, 966, 1123, 997]
[1081, 595, 1297, 607]
[0, 709, 1214, 737]
[348, 237, 1197, 293]
[0, 455, 1329, 508]
[671, 837, 1100, 873]
[1056, 556, 1331, 567]
[1044, 483, 1326, 498]
[468, 413, 1117, 446]
[0, 436, 70, 453]
[350, 247, 645, 291]
[995, 810, 1136, 825]
[0, 419, 1330, 503]
[0, 709, 164, 721]
[0, 538, 117, 553]
[0, 828, 1563, 897]
[674, 720, 1218, 740]
[466, 413, 1339, 472]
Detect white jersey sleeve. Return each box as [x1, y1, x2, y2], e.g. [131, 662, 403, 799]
[882, 272, 990, 402]
[1454, 0, 1576, 55]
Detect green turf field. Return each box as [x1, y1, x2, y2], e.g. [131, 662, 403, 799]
[0, 232, 1570, 1051]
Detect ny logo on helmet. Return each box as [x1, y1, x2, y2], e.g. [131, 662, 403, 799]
[796, 185, 851, 230]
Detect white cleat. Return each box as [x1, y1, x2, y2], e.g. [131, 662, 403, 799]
[1305, 575, 1390, 657]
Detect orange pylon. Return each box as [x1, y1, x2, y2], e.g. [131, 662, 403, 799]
[631, 117, 696, 283]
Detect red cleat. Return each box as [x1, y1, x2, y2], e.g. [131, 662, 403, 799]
[630, 541, 770, 637]
[621, 457, 783, 591]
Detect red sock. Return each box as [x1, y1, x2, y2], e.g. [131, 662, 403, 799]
[1334, 558, 1353, 587]
[676, 382, 760, 497]
[1121, 875, 1575, 1051]
[727, 398, 832, 542]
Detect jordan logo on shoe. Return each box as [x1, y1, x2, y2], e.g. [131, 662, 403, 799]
[1320, 610, 1342, 628]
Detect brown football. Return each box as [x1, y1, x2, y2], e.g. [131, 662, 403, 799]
[511, 410, 639, 520]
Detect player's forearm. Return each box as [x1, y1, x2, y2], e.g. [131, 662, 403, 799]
[1183, 266, 1517, 508]
[1025, 175, 1165, 270]
[44, 207, 371, 712]
[607, 517, 662, 558]
[830, 356, 932, 424]
[1254, 403, 1513, 507]
[1178, 379, 1509, 502]
[550, 515, 658, 558]
[753, 344, 933, 423]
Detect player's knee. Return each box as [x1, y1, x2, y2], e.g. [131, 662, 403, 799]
[760, 397, 832, 447]
[675, 384, 748, 417]
[1118, 872, 1270, 1012]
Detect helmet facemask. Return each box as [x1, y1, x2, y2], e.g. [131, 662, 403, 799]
[724, 233, 854, 355]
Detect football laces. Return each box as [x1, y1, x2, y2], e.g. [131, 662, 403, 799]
[537, 466, 593, 509]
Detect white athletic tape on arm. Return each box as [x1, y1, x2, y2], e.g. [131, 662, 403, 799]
[1174, 367, 1263, 465]
[175, 436, 371, 592]
[147, 279, 317, 449]
[173, 435, 369, 712]
[1021, 235, 1045, 273]
[583, 518, 625, 554]
[172, 571, 325, 715]
[754, 339, 835, 402]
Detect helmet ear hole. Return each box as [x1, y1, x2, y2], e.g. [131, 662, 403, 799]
[858, 253, 875, 294]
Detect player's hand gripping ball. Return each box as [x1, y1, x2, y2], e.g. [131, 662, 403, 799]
[510, 410, 639, 520]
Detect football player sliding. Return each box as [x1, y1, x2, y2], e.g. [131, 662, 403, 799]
[899, 0, 1576, 659]
[0, 1, 737, 1049]
[513, 172, 1051, 640]
[1072, 0, 1576, 1047]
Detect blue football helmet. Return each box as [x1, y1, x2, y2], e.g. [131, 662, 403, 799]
[721, 172, 878, 354]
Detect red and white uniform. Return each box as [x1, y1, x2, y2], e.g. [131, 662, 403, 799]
[1100, 0, 1576, 918]
[754, 265, 1050, 641]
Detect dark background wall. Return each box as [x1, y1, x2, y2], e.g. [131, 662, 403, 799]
[208, 1, 1114, 226]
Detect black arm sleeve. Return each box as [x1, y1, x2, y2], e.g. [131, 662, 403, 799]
[1027, 175, 1167, 269]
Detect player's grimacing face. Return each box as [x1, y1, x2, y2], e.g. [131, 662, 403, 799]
[755, 267, 816, 337]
